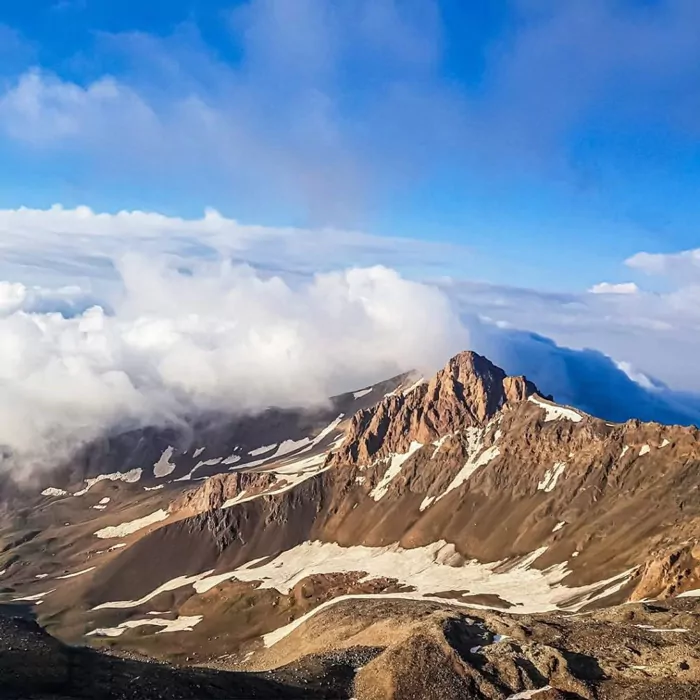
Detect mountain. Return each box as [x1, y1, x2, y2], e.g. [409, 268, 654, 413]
[1, 350, 700, 699]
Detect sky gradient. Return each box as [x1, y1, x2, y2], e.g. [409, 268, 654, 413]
[1, 1, 700, 287]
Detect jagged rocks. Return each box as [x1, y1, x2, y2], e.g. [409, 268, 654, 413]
[632, 543, 700, 601]
[332, 351, 537, 466]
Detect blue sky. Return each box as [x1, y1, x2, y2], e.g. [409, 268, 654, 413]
[1, 0, 700, 292]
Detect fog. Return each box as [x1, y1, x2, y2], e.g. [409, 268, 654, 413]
[0, 256, 468, 477]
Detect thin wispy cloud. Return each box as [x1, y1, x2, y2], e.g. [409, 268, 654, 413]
[0, 205, 471, 289]
[1, 1, 699, 222]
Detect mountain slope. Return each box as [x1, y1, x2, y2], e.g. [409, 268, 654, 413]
[2, 350, 700, 698]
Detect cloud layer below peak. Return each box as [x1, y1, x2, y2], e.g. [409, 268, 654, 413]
[2, 203, 700, 481]
[0, 255, 467, 477]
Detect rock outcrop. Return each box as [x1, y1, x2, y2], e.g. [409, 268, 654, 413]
[333, 351, 538, 465]
[632, 543, 700, 601]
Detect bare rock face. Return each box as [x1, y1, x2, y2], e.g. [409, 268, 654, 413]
[333, 351, 537, 465]
[631, 543, 700, 601]
[169, 471, 278, 516]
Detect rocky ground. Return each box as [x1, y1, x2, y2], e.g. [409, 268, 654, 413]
[2, 595, 700, 699]
[0, 612, 349, 699]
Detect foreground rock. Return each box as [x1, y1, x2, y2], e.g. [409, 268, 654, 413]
[3, 595, 700, 699]
[0, 612, 345, 699]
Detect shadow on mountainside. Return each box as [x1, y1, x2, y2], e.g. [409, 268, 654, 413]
[0, 612, 344, 700]
[471, 321, 700, 427]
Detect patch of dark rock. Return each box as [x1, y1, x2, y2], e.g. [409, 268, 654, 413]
[460, 593, 515, 609]
[559, 649, 606, 682]
[1, 529, 40, 553]
[0, 613, 344, 699]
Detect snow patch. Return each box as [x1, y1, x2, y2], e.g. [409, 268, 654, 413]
[639, 444, 651, 456]
[56, 567, 95, 580]
[353, 388, 372, 399]
[620, 445, 630, 459]
[430, 434, 451, 459]
[507, 687, 553, 699]
[235, 416, 344, 471]
[402, 377, 426, 395]
[174, 457, 223, 482]
[193, 447, 205, 459]
[249, 444, 276, 456]
[90, 540, 637, 647]
[660, 439, 670, 448]
[87, 615, 203, 637]
[222, 454, 241, 465]
[431, 427, 500, 505]
[552, 521, 566, 533]
[369, 441, 424, 501]
[92, 571, 215, 610]
[94, 509, 169, 539]
[270, 437, 313, 459]
[419, 495, 435, 512]
[538, 462, 566, 493]
[254, 546, 636, 647]
[98, 497, 110, 505]
[221, 490, 248, 508]
[144, 484, 164, 491]
[309, 415, 344, 446]
[222, 453, 331, 508]
[270, 415, 345, 462]
[229, 541, 626, 612]
[529, 396, 582, 423]
[12, 589, 55, 602]
[75, 469, 142, 496]
[153, 446, 177, 478]
[41, 487, 67, 497]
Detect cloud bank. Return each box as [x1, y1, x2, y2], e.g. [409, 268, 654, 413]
[3, 203, 700, 480]
[470, 320, 700, 429]
[0, 255, 467, 477]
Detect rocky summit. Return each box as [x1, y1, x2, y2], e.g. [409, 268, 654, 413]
[2, 350, 700, 699]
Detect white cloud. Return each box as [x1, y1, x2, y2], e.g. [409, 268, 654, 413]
[0, 1, 461, 222]
[588, 282, 639, 295]
[3, 202, 700, 481]
[615, 361, 656, 391]
[1, 0, 699, 230]
[626, 249, 700, 281]
[0, 253, 467, 478]
[443, 276, 700, 394]
[0, 204, 468, 290]
[0, 281, 26, 314]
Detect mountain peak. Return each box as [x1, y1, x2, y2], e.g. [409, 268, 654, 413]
[333, 350, 540, 465]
